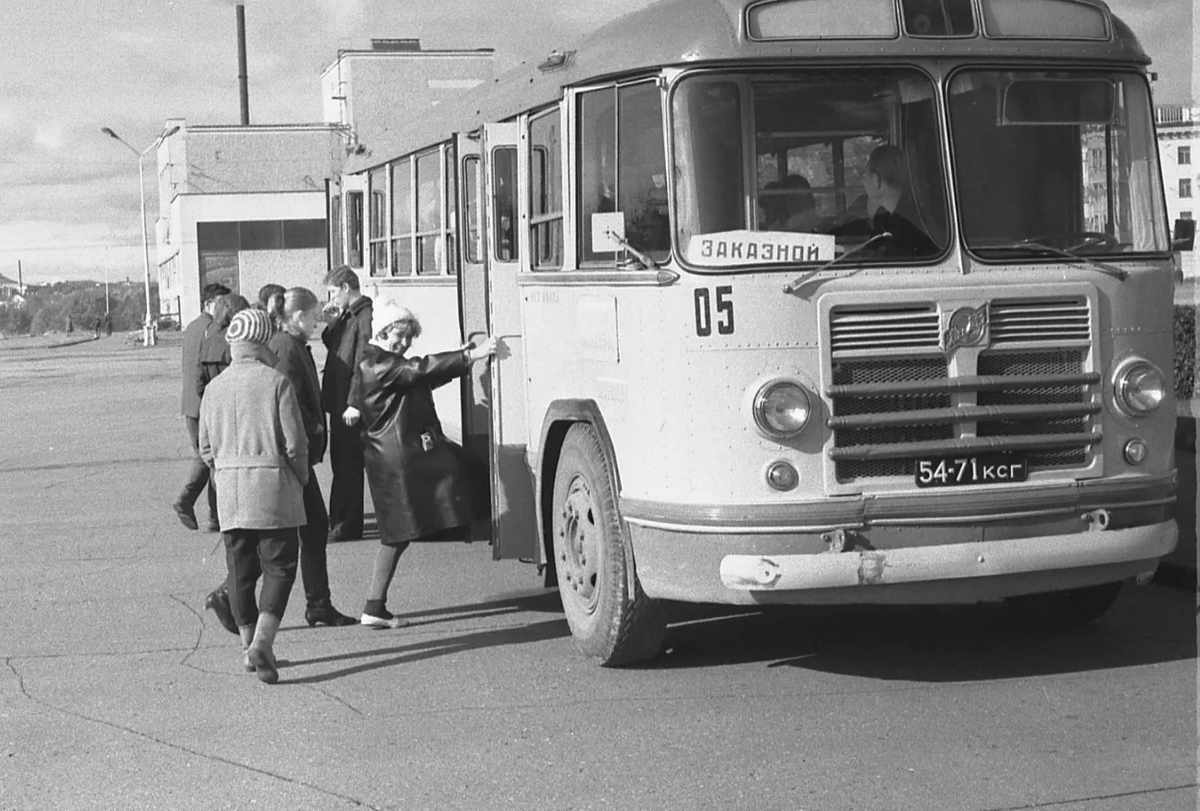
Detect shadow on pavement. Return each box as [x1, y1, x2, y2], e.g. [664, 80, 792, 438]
[281, 616, 569, 684]
[647, 589, 1196, 681]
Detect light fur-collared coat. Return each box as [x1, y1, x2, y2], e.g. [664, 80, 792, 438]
[199, 342, 309, 531]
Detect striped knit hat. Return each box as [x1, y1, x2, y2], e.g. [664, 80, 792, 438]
[226, 308, 275, 346]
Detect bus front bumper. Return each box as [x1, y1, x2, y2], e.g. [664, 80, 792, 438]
[718, 520, 1176, 592]
[628, 519, 1176, 605]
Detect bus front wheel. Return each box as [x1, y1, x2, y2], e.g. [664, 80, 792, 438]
[551, 423, 666, 666]
[1004, 581, 1123, 625]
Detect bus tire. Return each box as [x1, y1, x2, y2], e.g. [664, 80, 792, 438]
[551, 422, 666, 667]
[1004, 581, 1123, 625]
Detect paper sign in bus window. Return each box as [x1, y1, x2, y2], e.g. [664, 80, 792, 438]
[687, 230, 835, 267]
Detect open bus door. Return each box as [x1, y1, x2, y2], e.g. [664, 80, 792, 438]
[480, 122, 539, 562]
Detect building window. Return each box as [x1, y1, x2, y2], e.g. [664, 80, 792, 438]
[1180, 146, 1191, 165]
[578, 81, 669, 264]
[415, 149, 443, 275]
[346, 191, 364, 268]
[529, 109, 563, 270]
[369, 167, 389, 276]
[1181, 178, 1193, 199]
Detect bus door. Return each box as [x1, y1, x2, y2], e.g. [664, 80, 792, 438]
[456, 132, 492, 542]
[481, 122, 538, 561]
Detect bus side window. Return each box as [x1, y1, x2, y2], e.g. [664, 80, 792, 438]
[346, 190, 364, 269]
[492, 146, 519, 262]
[618, 82, 670, 260]
[463, 156, 482, 264]
[529, 110, 564, 270]
[578, 86, 617, 264]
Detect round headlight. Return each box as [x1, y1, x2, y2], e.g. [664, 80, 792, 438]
[1115, 360, 1167, 416]
[754, 382, 811, 438]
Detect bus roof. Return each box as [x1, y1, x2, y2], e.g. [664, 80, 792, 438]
[348, 0, 1149, 174]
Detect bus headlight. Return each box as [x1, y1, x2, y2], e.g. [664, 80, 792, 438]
[1114, 360, 1166, 416]
[754, 381, 811, 438]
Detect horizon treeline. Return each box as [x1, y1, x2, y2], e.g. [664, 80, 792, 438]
[0, 280, 164, 336]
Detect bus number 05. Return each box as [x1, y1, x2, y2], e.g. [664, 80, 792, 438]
[694, 286, 735, 337]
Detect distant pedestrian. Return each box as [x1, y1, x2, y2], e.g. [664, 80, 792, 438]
[352, 300, 497, 627]
[66, 314, 73, 334]
[104, 313, 112, 336]
[320, 266, 373, 543]
[199, 309, 308, 684]
[93, 316, 101, 338]
[173, 283, 230, 534]
[267, 287, 356, 627]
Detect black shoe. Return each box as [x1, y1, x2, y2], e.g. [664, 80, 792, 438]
[173, 501, 198, 531]
[305, 604, 359, 627]
[205, 585, 239, 635]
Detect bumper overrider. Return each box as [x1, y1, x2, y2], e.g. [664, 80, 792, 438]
[620, 473, 1177, 605]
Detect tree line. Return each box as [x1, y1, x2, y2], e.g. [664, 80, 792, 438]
[0, 281, 163, 336]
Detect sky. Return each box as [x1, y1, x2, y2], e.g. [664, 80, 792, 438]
[0, 0, 1193, 284]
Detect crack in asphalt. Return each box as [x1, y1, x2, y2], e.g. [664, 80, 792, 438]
[2, 657, 383, 810]
[980, 782, 1198, 810]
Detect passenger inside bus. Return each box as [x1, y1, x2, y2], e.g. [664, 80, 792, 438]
[760, 174, 820, 233]
[833, 145, 939, 257]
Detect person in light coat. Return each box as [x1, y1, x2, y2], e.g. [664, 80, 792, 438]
[199, 308, 308, 684]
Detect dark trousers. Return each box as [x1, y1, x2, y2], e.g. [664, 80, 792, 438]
[299, 467, 332, 609]
[224, 528, 299, 626]
[180, 416, 217, 519]
[327, 417, 364, 537]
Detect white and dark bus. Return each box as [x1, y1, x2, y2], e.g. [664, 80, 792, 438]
[328, 0, 1179, 665]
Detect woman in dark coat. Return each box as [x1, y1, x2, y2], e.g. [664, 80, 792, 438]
[352, 300, 497, 628]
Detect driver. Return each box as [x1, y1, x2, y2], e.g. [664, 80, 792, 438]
[862, 145, 938, 257]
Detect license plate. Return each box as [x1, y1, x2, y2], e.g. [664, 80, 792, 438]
[915, 454, 1028, 488]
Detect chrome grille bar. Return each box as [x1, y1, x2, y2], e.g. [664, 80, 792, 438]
[828, 402, 1100, 429]
[830, 431, 1103, 461]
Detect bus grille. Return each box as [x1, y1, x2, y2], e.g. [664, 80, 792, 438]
[828, 304, 940, 353]
[989, 297, 1090, 344]
[827, 343, 1098, 482]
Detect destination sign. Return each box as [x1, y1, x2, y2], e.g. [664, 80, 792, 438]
[687, 230, 835, 267]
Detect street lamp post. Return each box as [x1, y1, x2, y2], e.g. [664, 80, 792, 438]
[100, 125, 180, 346]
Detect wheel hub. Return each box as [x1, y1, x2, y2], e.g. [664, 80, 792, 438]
[559, 476, 601, 612]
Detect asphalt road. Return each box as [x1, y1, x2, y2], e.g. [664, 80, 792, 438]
[0, 334, 1195, 811]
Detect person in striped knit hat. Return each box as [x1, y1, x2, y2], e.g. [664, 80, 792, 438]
[199, 308, 308, 684]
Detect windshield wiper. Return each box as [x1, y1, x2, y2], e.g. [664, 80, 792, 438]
[981, 241, 1127, 282]
[602, 228, 659, 270]
[782, 232, 892, 296]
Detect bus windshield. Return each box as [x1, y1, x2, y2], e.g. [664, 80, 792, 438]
[948, 70, 1168, 257]
[671, 69, 950, 269]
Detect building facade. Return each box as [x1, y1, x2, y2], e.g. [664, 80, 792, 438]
[156, 121, 347, 323]
[1157, 105, 1199, 279]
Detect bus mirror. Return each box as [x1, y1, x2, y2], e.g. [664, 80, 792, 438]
[592, 211, 627, 253]
[1172, 218, 1195, 251]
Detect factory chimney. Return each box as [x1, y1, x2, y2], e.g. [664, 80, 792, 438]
[236, 5, 250, 125]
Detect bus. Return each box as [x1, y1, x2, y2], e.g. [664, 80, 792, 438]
[327, 0, 1180, 666]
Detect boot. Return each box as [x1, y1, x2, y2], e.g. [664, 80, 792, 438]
[305, 603, 359, 627]
[238, 625, 255, 673]
[205, 584, 239, 635]
[247, 612, 282, 684]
